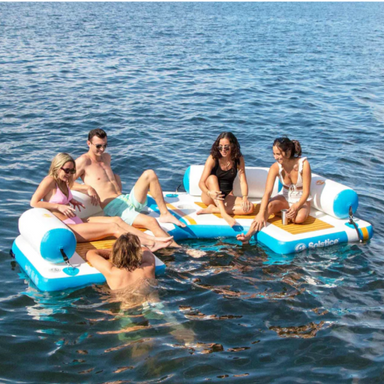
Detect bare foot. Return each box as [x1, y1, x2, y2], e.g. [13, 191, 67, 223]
[223, 213, 236, 227]
[148, 239, 173, 252]
[159, 212, 186, 228]
[196, 204, 215, 215]
[169, 240, 182, 248]
[236, 233, 250, 245]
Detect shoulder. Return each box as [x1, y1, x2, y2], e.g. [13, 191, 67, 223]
[298, 157, 309, 167]
[204, 155, 216, 168]
[103, 153, 111, 164]
[75, 153, 91, 167]
[270, 162, 280, 172]
[41, 176, 56, 188]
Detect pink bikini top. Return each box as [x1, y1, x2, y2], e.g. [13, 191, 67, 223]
[49, 185, 73, 205]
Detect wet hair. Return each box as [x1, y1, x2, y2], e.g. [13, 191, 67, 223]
[111, 233, 143, 271]
[88, 128, 107, 142]
[48, 153, 76, 187]
[273, 137, 302, 158]
[210, 132, 242, 161]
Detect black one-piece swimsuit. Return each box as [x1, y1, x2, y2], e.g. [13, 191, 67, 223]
[210, 159, 239, 197]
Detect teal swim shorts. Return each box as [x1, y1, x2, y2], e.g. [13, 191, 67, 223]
[103, 187, 148, 225]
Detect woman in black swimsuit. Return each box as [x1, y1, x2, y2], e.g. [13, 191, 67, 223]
[197, 132, 253, 227]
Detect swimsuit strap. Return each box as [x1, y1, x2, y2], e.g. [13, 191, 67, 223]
[296, 157, 307, 188]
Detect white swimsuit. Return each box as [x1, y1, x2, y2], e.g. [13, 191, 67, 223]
[278, 157, 312, 206]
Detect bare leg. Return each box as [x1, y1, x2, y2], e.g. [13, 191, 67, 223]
[197, 194, 254, 216]
[198, 175, 236, 227]
[133, 213, 181, 248]
[131, 170, 186, 228]
[237, 196, 289, 244]
[67, 222, 125, 242]
[85, 216, 173, 251]
[292, 201, 311, 224]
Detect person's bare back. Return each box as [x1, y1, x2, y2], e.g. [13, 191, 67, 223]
[85, 234, 156, 291]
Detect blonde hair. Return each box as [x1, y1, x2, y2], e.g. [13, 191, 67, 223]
[48, 153, 76, 187]
[111, 233, 143, 271]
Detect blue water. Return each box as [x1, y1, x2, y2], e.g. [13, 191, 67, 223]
[1, 2, 384, 382]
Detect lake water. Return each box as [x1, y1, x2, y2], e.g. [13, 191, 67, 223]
[1, 2, 384, 382]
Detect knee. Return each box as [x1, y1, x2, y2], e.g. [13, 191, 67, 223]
[206, 174, 218, 188]
[142, 169, 157, 182]
[294, 215, 306, 224]
[267, 201, 275, 211]
[144, 216, 158, 229]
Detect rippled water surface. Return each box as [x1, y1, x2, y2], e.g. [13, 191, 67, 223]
[1, 3, 384, 383]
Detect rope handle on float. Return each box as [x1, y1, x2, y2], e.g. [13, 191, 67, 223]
[348, 206, 363, 243]
[60, 248, 76, 269]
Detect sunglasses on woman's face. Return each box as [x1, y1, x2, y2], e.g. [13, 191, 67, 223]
[61, 167, 76, 175]
[218, 145, 231, 151]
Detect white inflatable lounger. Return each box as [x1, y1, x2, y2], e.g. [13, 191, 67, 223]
[146, 165, 373, 254]
[12, 208, 165, 292]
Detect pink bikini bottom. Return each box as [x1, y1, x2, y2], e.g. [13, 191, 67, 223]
[63, 216, 83, 225]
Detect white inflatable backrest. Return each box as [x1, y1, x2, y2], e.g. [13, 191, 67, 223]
[71, 190, 104, 219]
[19, 208, 77, 263]
[184, 165, 358, 219]
[309, 174, 358, 219]
[184, 165, 279, 198]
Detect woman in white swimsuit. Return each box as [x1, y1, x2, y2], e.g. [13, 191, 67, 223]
[237, 137, 312, 244]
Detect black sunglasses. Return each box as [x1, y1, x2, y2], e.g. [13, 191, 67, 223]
[61, 167, 76, 175]
[92, 143, 108, 150]
[218, 145, 231, 151]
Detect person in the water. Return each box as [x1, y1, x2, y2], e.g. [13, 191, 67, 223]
[30, 152, 173, 251]
[196, 132, 253, 227]
[73, 128, 185, 248]
[86, 233, 155, 290]
[237, 137, 312, 244]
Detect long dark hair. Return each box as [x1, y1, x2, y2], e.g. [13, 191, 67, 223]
[210, 132, 242, 161]
[273, 137, 302, 158]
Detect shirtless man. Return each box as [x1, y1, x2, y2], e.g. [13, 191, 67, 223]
[73, 129, 186, 247]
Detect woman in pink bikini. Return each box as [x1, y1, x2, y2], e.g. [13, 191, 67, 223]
[30, 153, 172, 251]
[237, 137, 312, 244]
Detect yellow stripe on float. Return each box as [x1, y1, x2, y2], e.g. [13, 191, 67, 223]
[166, 203, 197, 225]
[361, 227, 369, 241]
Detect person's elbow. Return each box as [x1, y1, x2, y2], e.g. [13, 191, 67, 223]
[30, 198, 38, 208]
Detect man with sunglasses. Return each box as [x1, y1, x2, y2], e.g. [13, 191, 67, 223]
[73, 129, 185, 247]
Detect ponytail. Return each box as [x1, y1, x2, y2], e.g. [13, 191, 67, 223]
[292, 140, 302, 157]
[273, 137, 302, 158]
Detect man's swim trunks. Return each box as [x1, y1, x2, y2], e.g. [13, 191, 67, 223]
[103, 187, 148, 225]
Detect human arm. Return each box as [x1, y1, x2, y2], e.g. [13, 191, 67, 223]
[72, 156, 101, 206]
[236, 164, 278, 244]
[286, 160, 312, 219]
[198, 155, 224, 201]
[237, 156, 252, 213]
[114, 173, 123, 191]
[30, 176, 77, 217]
[85, 249, 113, 277]
[140, 249, 156, 279]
